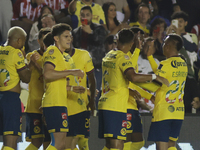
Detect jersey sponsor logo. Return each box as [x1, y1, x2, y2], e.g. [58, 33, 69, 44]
[49, 49, 54, 55]
[0, 59, 5, 65]
[122, 61, 132, 66]
[63, 54, 71, 62]
[62, 120, 68, 127]
[127, 121, 132, 129]
[124, 55, 130, 60]
[34, 126, 41, 134]
[18, 52, 23, 58]
[120, 128, 126, 136]
[17, 60, 25, 65]
[168, 105, 175, 113]
[172, 71, 187, 77]
[171, 60, 187, 68]
[122, 120, 127, 128]
[92, 15, 100, 21]
[127, 113, 132, 121]
[176, 107, 184, 111]
[99, 97, 107, 102]
[34, 119, 40, 126]
[44, 56, 56, 60]
[85, 118, 90, 128]
[61, 113, 67, 119]
[103, 61, 116, 69]
[0, 50, 9, 55]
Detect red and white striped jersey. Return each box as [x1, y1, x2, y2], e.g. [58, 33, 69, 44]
[20, 0, 46, 21]
[44, 0, 68, 11]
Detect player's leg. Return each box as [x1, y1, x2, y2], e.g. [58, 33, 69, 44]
[168, 140, 177, 150]
[98, 110, 126, 150]
[155, 141, 168, 150]
[43, 123, 51, 149]
[2, 92, 22, 150]
[71, 137, 79, 150]
[43, 107, 69, 150]
[25, 113, 44, 150]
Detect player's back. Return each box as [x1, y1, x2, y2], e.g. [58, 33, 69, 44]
[0, 46, 26, 91]
[98, 50, 134, 113]
[153, 56, 188, 122]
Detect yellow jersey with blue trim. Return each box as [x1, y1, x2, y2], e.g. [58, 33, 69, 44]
[0, 46, 26, 91]
[129, 21, 150, 35]
[98, 50, 134, 113]
[42, 46, 68, 107]
[67, 49, 94, 116]
[25, 50, 44, 113]
[72, 1, 106, 28]
[152, 56, 188, 122]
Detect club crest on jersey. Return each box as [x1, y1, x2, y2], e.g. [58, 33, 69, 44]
[34, 126, 41, 133]
[124, 55, 130, 60]
[62, 120, 68, 127]
[127, 121, 132, 129]
[120, 128, 126, 136]
[49, 49, 54, 55]
[18, 52, 23, 58]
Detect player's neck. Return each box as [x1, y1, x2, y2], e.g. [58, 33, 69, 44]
[6, 41, 18, 49]
[167, 51, 179, 58]
[65, 47, 73, 56]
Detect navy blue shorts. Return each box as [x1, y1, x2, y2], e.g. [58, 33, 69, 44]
[126, 109, 143, 134]
[67, 111, 90, 137]
[43, 107, 69, 133]
[148, 119, 183, 142]
[98, 110, 127, 140]
[26, 113, 45, 141]
[0, 91, 22, 136]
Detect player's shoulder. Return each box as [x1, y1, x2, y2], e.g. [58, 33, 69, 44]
[44, 45, 59, 56]
[93, 2, 103, 9]
[75, 48, 90, 56]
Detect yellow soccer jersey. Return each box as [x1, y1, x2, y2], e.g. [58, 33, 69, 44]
[98, 50, 134, 113]
[0, 46, 26, 91]
[72, 1, 106, 27]
[129, 21, 150, 35]
[63, 52, 76, 70]
[67, 49, 94, 116]
[25, 50, 44, 113]
[42, 46, 68, 107]
[152, 56, 188, 122]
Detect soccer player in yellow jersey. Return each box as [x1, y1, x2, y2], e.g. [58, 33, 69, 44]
[25, 28, 51, 150]
[98, 29, 169, 150]
[147, 34, 188, 150]
[64, 45, 96, 150]
[0, 27, 33, 150]
[42, 23, 84, 150]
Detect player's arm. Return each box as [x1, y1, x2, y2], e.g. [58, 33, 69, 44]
[26, 53, 43, 73]
[43, 63, 84, 82]
[67, 85, 86, 94]
[131, 48, 140, 67]
[146, 40, 159, 73]
[136, 99, 153, 112]
[68, 0, 78, 14]
[122, 4, 131, 23]
[87, 71, 96, 115]
[18, 67, 31, 83]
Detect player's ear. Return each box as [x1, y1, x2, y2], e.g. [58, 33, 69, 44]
[53, 36, 59, 42]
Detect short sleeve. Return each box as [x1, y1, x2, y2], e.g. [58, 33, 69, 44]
[85, 52, 94, 74]
[43, 49, 57, 68]
[155, 62, 167, 78]
[119, 54, 134, 74]
[15, 51, 26, 71]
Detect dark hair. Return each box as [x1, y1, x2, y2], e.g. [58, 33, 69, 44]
[51, 23, 72, 38]
[130, 27, 145, 34]
[102, 2, 120, 30]
[135, 3, 151, 21]
[43, 32, 54, 47]
[171, 11, 189, 22]
[104, 35, 117, 44]
[37, 5, 54, 30]
[165, 34, 183, 51]
[80, 5, 92, 14]
[150, 18, 167, 35]
[38, 27, 51, 39]
[118, 29, 134, 45]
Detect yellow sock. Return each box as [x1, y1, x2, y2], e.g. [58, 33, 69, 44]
[78, 138, 89, 150]
[46, 145, 57, 150]
[74, 148, 79, 150]
[3, 146, 14, 150]
[110, 149, 120, 150]
[123, 142, 131, 150]
[102, 146, 109, 150]
[168, 147, 177, 150]
[1, 146, 4, 150]
[131, 141, 144, 150]
[25, 143, 38, 150]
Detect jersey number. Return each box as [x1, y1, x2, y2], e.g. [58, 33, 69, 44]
[165, 80, 186, 103]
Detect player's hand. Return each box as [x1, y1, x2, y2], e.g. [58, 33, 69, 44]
[147, 40, 155, 56]
[82, 25, 93, 34]
[150, 95, 155, 104]
[30, 53, 40, 63]
[87, 88, 99, 97]
[72, 86, 85, 94]
[155, 75, 169, 87]
[135, 31, 142, 49]
[191, 99, 200, 109]
[129, 89, 141, 100]
[87, 99, 96, 116]
[72, 69, 84, 78]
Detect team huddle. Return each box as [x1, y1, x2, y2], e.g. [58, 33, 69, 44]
[0, 23, 187, 150]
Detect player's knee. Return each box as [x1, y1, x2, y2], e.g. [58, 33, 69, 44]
[131, 140, 144, 150]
